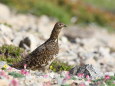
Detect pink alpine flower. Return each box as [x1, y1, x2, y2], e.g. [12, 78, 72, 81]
[0, 70, 5, 76]
[20, 69, 29, 75]
[66, 74, 71, 79]
[65, 71, 71, 79]
[0, 70, 7, 77]
[10, 79, 19, 86]
[43, 75, 48, 78]
[86, 75, 90, 79]
[62, 71, 71, 83]
[86, 75, 91, 82]
[77, 73, 84, 78]
[104, 75, 111, 80]
[63, 71, 71, 82]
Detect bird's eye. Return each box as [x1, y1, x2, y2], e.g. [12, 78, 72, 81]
[58, 23, 62, 26]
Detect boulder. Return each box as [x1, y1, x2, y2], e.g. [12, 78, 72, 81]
[69, 64, 103, 80]
[0, 3, 11, 20]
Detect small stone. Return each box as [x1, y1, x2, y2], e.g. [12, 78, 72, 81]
[19, 37, 31, 50]
[105, 72, 114, 76]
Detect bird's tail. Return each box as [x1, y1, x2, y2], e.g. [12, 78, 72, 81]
[11, 60, 25, 69]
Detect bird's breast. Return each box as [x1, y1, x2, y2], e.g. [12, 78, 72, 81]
[45, 41, 59, 55]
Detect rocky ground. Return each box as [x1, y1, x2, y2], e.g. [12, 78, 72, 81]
[0, 3, 115, 86]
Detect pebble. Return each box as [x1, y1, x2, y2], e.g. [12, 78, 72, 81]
[105, 72, 115, 76]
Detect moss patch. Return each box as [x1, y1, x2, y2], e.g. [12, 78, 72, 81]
[8, 72, 24, 78]
[0, 45, 24, 64]
[50, 60, 73, 72]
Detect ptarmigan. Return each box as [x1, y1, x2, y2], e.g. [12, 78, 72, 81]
[13, 22, 66, 72]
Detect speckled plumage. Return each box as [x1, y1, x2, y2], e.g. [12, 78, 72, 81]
[13, 22, 66, 72]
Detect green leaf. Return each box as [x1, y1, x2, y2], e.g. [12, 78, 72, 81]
[8, 72, 24, 78]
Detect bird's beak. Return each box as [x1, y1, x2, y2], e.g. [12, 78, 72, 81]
[64, 24, 67, 27]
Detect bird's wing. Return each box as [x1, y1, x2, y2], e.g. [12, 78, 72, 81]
[29, 44, 47, 56]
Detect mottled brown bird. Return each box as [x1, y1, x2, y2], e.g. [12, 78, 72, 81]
[13, 22, 66, 72]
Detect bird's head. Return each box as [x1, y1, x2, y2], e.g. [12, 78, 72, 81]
[50, 22, 66, 39]
[54, 22, 67, 29]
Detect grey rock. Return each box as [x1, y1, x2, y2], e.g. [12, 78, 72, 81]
[0, 24, 13, 45]
[0, 3, 11, 20]
[13, 32, 43, 52]
[12, 33, 23, 46]
[19, 37, 31, 50]
[27, 35, 39, 51]
[0, 24, 13, 39]
[0, 36, 13, 45]
[69, 64, 103, 80]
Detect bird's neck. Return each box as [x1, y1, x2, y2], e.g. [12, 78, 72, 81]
[49, 27, 61, 41]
